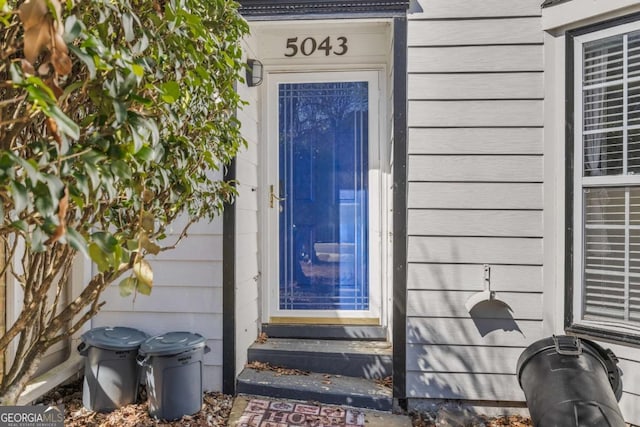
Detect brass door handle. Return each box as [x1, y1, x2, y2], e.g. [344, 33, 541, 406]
[270, 184, 286, 208]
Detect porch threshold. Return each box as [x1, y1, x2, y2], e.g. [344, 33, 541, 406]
[261, 324, 387, 341]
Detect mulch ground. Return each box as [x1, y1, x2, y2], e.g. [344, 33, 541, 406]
[37, 378, 533, 427]
[37, 379, 233, 427]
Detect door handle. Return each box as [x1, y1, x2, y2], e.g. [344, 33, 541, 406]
[270, 184, 286, 208]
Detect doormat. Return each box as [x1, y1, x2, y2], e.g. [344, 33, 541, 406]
[238, 398, 366, 427]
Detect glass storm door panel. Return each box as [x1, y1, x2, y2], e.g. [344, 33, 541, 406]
[278, 81, 369, 311]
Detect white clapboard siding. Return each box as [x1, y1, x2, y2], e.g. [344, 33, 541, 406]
[406, 372, 525, 401]
[235, 36, 261, 380]
[408, 18, 542, 46]
[408, 236, 542, 265]
[101, 285, 222, 314]
[598, 342, 640, 396]
[407, 318, 544, 347]
[94, 213, 224, 391]
[408, 46, 543, 73]
[93, 312, 222, 341]
[407, 264, 543, 292]
[408, 73, 543, 101]
[236, 156, 258, 188]
[620, 392, 640, 426]
[237, 110, 259, 149]
[409, 155, 542, 183]
[408, 210, 542, 237]
[407, 290, 542, 320]
[152, 235, 223, 261]
[618, 358, 640, 396]
[406, 4, 543, 406]
[407, 344, 525, 374]
[408, 128, 543, 155]
[147, 260, 222, 287]
[408, 183, 543, 209]
[409, 100, 543, 127]
[408, 0, 542, 19]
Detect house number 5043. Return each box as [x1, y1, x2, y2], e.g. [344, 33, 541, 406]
[284, 36, 348, 57]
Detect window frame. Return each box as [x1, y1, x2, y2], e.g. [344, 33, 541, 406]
[566, 12, 640, 346]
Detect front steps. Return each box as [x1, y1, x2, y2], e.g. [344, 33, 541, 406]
[236, 337, 393, 411]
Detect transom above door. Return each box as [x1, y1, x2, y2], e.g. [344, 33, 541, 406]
[264, 70, 382, 324]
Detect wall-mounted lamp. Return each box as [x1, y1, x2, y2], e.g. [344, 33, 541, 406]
[246, 59, 263, 87]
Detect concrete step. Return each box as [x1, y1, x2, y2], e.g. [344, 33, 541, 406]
[261, 324, 387, 341]
[236, 367, 392, 411]
[248, 338, 392, 379]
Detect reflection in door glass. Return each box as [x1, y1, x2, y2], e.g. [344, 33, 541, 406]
[279, 81, 369, 310]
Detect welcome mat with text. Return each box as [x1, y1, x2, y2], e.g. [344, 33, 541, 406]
[238, 398, 366, 427]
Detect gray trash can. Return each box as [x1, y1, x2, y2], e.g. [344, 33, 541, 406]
[517, 335, 624, 427]
[137, 331, 210, 421]
[78, 326, 148, 412]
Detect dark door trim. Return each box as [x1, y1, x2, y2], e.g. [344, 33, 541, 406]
[391, 15, 408, 405]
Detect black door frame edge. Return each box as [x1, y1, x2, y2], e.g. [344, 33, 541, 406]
[222, 159, 237, 395]
[392, 15, 408, 405]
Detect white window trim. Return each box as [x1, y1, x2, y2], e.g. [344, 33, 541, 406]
[571, 17, 640, 338]
[542, 1, 640, 344]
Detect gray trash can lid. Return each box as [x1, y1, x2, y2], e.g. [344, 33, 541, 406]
[81, 326, 148, 351]
[139, 331, 206, 357]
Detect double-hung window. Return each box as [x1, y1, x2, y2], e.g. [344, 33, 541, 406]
[571, 20, 640, 340]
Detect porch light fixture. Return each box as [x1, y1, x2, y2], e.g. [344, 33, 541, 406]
[246, 59, 263, 87]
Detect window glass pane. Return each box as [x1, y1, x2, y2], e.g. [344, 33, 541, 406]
[584, 35, 623, 86]
[278, 81, 369, 311]
[627, 30, 640, 79]
[583, 85, 623, 133]
[584, 131, 624, 176]
[583, 187, 640, 325]
[583, 188, 627, 321]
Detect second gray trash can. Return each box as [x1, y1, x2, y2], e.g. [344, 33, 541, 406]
[137, 331, 210, 421]
[78, 326, 148, 412]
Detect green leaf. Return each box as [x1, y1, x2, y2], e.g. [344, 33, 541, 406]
[160, 81, 180, 104]
[130, 125, 143, 152]
[119, 277, 137, 297]
[133, 34, 149, 54]
[31, 227, 46, 252]
[68, 46, 96, 79]
[11, 220, 27, 232]
[89, 243, 110, 272]
[110, 160, 132, 180]
[122, 13, 135, 42]
[113, 100, 127, 124]
[9, 63, 23, 84]
[135, 146, 154, 162]
[10, 154, 40, 183]
[133, 258, 153, 286]
[49, 106, 80, 139]
[66, 227, 89, 258]
[34, 192, 54, 217]
[91, 231, 118, 254]
[140, 233, 161, 255]
[10, 181, 28, 213]
[131, 63, 144, 77]
[64, 15, 84, 42]
[136, 280, 152, 296]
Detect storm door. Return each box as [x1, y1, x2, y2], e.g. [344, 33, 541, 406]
[266, 71, 381, 323]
